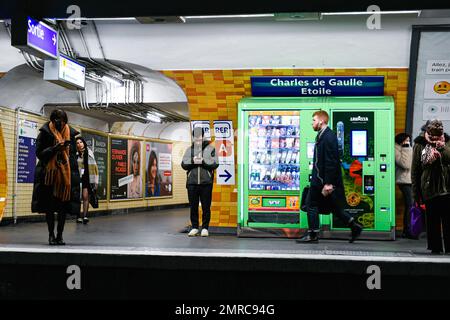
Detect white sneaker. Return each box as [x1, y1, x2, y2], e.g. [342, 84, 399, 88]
[188, 228, 199, 237]
[201, 229, 209, 237]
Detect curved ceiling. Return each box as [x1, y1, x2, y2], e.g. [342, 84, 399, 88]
[0, 61, 189, 122]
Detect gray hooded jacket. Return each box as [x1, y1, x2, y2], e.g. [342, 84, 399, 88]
[181, 141, 219, 185]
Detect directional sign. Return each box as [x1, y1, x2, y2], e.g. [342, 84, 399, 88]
[27, 17, 58, 59]
[11, 17, 58, 60]
[217, 164, 235, 185]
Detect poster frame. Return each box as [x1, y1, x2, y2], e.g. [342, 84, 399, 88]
[108, 134, 145, 202]
[405, 24, 450, 135]
[143, 138, 174, 200]
[79, 128, 109, 203]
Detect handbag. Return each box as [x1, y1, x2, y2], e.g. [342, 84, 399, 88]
[409, 204, 425, 237]
[301, 186, 333, 215]
[88, 184, 99, 209]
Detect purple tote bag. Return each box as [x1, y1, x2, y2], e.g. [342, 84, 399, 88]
[409, 205, 424, 237]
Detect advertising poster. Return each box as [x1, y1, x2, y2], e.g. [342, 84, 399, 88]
[332, 112, 375, 229]
[81, 131, 108, 200]
[110, 138, 128, 199]
[17, 120, 38, 183]
[145, 142, 173, 197]
[127, 140, 143, 198]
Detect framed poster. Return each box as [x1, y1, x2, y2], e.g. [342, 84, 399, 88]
[110, 138, 128, 200]
[80, 130, 108, 200]
[127, 139, 143, 199]
[110, 137, 143, 200]
[145, 141, 173, 197]
[406, 25, 450, 137]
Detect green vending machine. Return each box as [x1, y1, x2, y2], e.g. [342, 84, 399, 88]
[237, 97, 395, 240]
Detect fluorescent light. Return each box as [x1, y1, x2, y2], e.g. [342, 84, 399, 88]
[53, 17, 136, 21]
[151, 111, 166, 118]
[321, 10, 420, 16]
[146, 113, 161, 123]
[183, 14, 274, 19]
[102, 75, 124, 87]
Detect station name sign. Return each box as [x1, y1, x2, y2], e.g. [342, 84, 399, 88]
[251, 76, 384, 97]
[11, 17, 58, 60]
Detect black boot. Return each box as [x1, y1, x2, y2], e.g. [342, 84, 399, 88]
[55, 234, 65, 245]
[48, 233, 56, 245]
[296, 231, 319, 243]
[349, 220, 363, 243]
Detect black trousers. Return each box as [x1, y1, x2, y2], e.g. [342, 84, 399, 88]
[398, 184, 413, 235]
[425, 195, 450, 253]
[307, 185, 353, 232]
[187, 184, 213, 230]
[46, 212, 66, 238]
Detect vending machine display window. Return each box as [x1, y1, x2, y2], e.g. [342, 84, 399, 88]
[248, 114, 300, 191]
[351, 130, 368, 157]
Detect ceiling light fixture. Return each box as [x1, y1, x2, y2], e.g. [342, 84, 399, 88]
[102, 75, 124, 87]
[146, 113, 161, 123]
[321, 10, 421, 16]
[183, 14, 274, 19]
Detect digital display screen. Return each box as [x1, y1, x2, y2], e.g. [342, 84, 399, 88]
[351, 130, 367, 157]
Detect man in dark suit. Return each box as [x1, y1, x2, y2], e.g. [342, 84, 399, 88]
[296, 110, 363, 243]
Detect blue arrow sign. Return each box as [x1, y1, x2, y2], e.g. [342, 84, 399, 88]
[219, 169, 232, 183]
[27, 17, 58, 59]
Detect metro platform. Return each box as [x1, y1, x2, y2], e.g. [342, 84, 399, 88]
[0, 208, 449, 300]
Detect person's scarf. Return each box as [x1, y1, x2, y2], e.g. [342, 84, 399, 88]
[421, 132, 445, 165]
[45, 122, 71, 201]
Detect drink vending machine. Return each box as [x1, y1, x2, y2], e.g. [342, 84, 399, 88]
[237, 97, 395, 240]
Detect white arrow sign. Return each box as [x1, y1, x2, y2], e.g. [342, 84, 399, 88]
[52, 34, 56, 46]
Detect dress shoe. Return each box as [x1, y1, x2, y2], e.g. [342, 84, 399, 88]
[349, 222, 363, 243]
[295, 232, 319, 243]
[48, 234, 56, 245]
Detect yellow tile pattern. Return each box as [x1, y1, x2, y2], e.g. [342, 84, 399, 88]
[162, 68, 409, 229]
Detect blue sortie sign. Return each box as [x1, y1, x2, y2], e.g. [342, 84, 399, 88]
[251, 76, 384, 97]
[27, 17, 58, 59]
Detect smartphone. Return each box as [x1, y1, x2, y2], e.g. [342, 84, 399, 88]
[64, 140, 71, 146]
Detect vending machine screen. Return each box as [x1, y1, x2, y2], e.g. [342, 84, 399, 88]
[351, 130, 367, 157]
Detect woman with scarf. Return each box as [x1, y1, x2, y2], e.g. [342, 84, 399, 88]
[412, 119, 450, 254]
[32, 109, 81, 245]
[76, 137, 99, 224]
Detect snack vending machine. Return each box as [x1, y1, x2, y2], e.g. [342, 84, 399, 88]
[238, 97, 395, 240]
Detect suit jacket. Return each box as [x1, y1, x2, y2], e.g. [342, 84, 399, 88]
[311, 126, 344, 190]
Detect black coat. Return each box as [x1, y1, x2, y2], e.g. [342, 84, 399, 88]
[311, 126, 344, 190]
[31, 122, 81, 214]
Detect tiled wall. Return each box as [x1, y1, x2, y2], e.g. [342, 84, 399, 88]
[162, 68, 409, 229]
[0, 106, 189, 220]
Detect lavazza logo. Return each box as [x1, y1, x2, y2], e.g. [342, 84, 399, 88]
[350, 116, 369, 122]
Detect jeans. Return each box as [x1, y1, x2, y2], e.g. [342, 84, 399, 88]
[307, 185, 353, 232]
[187, 184, 213, 230]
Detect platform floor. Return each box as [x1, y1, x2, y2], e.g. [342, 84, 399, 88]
[1, 208, 450, 299]
[0, 207, 447, 261]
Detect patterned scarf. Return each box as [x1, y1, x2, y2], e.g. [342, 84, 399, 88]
[421, 132, 445, 165]
[45, 122, 71, 201]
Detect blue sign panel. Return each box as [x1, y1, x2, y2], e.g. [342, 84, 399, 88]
[251, 76, 384, 97]
[17, 136, 37, 183]
[27, 17, 58, 59]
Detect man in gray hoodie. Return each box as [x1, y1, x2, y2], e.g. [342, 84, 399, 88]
[181, 127, 219, 237]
